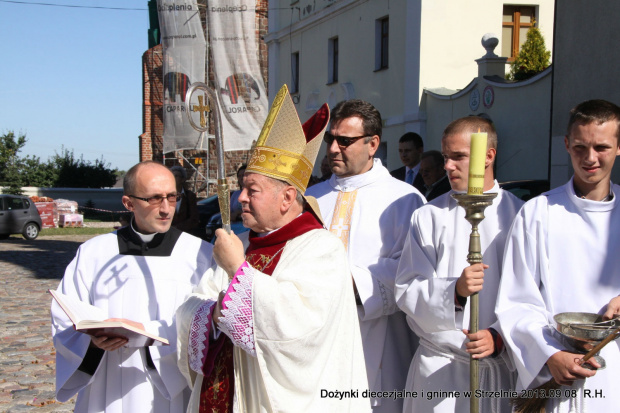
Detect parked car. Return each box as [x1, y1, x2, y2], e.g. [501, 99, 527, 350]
[0, 194, 43, 240]
[205, 213, 249, 243]
[195, 194, 248, 242]
[194, 194, 221, 240]
[499, 180, 550, 201]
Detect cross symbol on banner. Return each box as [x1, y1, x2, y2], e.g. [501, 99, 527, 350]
[330, 218, 349, 237]
[192, 95, 211, 128]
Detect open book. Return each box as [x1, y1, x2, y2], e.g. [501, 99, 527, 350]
[49, 290, 169, 347]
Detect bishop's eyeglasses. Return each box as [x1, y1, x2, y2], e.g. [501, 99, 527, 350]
[129, 193, 181, 205]
[323, 131, 369, 148]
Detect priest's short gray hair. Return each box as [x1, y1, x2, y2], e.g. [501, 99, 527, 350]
[270, 177, 304, 207]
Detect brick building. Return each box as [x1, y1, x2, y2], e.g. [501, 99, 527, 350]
[141, 0, 269, 196]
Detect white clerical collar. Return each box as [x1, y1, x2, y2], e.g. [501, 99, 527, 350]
[257, 227, 280, 237]
[257, 213, 304, 237]
[332, 158, 388, 191]
[131, 220, 156, 243]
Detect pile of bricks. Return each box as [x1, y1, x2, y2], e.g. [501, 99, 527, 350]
[32, 197, 58, 228]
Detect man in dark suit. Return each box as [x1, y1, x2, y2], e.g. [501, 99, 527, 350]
[390, 132, 425, 193]
[419, 150, 451, 201]
[170, 165, 200, 233]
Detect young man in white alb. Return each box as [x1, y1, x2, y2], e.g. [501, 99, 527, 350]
[396, 116, 523, 412]
[496, 99, 620, 412]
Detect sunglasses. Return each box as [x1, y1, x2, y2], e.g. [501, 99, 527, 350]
[323, 132, 368, 148]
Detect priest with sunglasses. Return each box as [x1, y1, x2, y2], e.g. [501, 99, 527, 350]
[51, 161, 214, 412]
[306, 99, 426, 413]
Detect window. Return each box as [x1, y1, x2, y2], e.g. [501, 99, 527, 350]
[502, 5, 536, 61]
[7, 197, 25, 210]
[328, 37, 339, 83]
[291, 52, 300, 94]
[375, 17, 389, 70]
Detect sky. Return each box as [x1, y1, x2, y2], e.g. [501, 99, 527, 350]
[0, 0, 150, 172]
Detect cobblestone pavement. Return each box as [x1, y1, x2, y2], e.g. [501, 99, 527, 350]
[0, 234, 99, 412]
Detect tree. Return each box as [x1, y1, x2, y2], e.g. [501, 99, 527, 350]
[509, 24, 551, 81]
[20, 155, 57, 187]
[0, 131, 27, 194]
[50, 148, 118, 188]
[0, 131, 118, 191]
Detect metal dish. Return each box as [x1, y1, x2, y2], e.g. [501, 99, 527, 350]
[554, 312, 619, 352]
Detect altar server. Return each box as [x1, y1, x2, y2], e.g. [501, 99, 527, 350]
[496, 99, 620, 412]
[395, 116, 523, 412]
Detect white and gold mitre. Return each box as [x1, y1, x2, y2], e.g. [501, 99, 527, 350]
[246, 84, 330, 193]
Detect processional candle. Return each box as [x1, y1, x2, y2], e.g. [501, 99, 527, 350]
[467, 130, 487, 195]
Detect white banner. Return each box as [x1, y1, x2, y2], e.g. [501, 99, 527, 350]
[157, 1, 206, 153]
[207, 1, 268, 150]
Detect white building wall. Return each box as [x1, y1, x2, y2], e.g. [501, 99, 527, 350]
[266, 0, 554, 173]
[419, 0, 554, 98]
[424, 67, 552, 182]
[550, 0, 620, 187]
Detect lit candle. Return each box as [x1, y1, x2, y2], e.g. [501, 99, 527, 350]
[467, 130, 487, 195]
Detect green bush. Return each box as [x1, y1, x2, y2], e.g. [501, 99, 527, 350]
[0, 131, 118, 189]
[509, 25, 551, 81]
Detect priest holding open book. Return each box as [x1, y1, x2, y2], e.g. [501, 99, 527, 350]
[51, 161, 213, 413]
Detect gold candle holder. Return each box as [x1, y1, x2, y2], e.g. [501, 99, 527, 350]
[451, 192, 498, 413]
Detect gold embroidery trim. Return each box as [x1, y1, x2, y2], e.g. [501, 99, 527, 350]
[247, 146, 312, 193]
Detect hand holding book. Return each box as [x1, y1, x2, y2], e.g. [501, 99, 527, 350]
[89, 318, 146, 351]
[50, 290, 169, 347]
